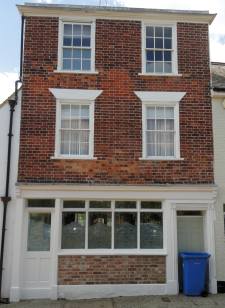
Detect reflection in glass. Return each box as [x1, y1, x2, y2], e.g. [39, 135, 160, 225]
[61, 212, 85, 249]
[27, 213, 51, 251]
[114, 213, 137, 248]
[88, 212, 111, 248]
[140, 212, 163, 249]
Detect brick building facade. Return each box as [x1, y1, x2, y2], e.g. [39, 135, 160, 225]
[0, 3, 218, 302]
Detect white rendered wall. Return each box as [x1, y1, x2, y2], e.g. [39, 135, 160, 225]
[0, 91, 21, 298]
[212, 96, 225, 282]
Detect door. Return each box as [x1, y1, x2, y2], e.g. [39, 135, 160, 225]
[177, 211, 205, 253]
[177, 210, 205, 291]
[22, 210, 53, 294]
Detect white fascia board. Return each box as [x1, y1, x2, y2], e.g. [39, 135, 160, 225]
[49, 88, 103, 101]
[135, 91, 186, 103]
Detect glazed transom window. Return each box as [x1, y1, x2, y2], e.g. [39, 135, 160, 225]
[62, 23, 92, 71]
[145, 105, 175, 157]
[145, 25, 174, 74]
[61, 200, 163, 250]
[60, 103, 92, 156]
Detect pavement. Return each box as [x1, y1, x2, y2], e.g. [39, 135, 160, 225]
[1, 294, 225, 308]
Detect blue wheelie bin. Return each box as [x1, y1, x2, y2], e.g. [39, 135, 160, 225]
[179, 252, 210, 296]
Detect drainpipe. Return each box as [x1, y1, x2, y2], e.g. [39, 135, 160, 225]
[0, 15, 25, 303]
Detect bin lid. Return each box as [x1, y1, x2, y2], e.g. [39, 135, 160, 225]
[179, 252, 210, 259]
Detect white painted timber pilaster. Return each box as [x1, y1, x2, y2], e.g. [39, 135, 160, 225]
[205, 203, 217, 294]
[165, 202, 178, 294]
[50, 199, 61, 300]
[9, 198, 25, 302]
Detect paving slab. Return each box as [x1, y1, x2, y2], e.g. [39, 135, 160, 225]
[1, 294, 225, 308]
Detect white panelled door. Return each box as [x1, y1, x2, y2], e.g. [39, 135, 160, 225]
[22, 209, 54, 296]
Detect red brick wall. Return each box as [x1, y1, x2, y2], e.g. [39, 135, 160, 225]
[18, 17, 213, 184]
[58, 255, 166, 285]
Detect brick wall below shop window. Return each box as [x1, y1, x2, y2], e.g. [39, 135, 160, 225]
[58, 255, 166, 285]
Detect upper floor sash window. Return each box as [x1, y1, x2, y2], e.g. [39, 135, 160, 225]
[142, 24, 178, 75]
[58, 21, 95, 73]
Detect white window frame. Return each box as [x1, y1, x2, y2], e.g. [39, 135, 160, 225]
[56, 19, 97, 74]
[60, 199, 166, 255]
[50, 88, 102, 159]
[135, 91, 186, 160]
[141, 22, 178, 76]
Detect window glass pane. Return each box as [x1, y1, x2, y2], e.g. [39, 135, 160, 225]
[165, 143, 174, 156]
[164, 38, 172, 49]
[146, 26, 154, 37]
[166, 119, 174, 130]
[60, 140, 70, 155]
[27, 199, 55, 208]
[155, 38, 163, 49]
[165, 107, 174, 119]
[156, 131, 166, 144]
[164, 51, 171, 61]
[165, 131, 174, 143]
[156, 107, 164, 119]
[156, 143, 165, 156]
[71, 105, 80, 118]
[146, 131, 155, 143]
[140, 213, 163, 249]
[73, 37, 81, 47]
[80, 119, 89, 129]
[63, 59, 71, 70]
[89, 201, 111, 208]
[146, 38, 154, 48]
[80, 143, 89, 155]
[80, 130, 89, 143]
[115, 201, 136, 209]
[156, 119, 165, 130]
[63, 37, 72, 46]
[82, 37, 91, 47]
[164, 62, 172, 73]
[155, 27, 163, 37]
[155, 51, 163, 61]
[155, 62, 163, 73]
[63, 48, 72, 58]
[147, 144, 155, 156]
[114, 213, 137, 248]
[146, 119, 155, 130]
[164, 27, 172, 38]
[146, 62, 154, 73]
[146, 50, 154, 61]
[82, 60, 91, 71]
[27, 213, 51, 251]
[82, 49, 91, 59]
[61, 212, 85, 249]
[70, 143, 79, 155]
[141, 201, 162, 209]
[72, 59, 81, 70]
[146, 107, 155, 119]
[64, 24, 72, 36]
[73, 49, 81, 59]
[81, 106, 89, 118]
[63, 200, 85, 208]
[83, 25, 91, 36]
[73, 24, 81, 36]
[88, 212, 111, 248]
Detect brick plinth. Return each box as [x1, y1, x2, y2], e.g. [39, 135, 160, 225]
[58, 255, 166, 285]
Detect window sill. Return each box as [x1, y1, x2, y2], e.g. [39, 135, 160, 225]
[54, 69, 99, 75]
[58, 249, 167, 256]
[138, 73, 182, 77]
[51, 156, 97, 160]
[139, 157, 184, 161]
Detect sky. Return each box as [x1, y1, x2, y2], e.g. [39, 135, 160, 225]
[0, 0, 225, 103]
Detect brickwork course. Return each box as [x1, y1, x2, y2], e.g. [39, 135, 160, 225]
[58, 256, 166, 285]
[18, 17, 213, 185]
